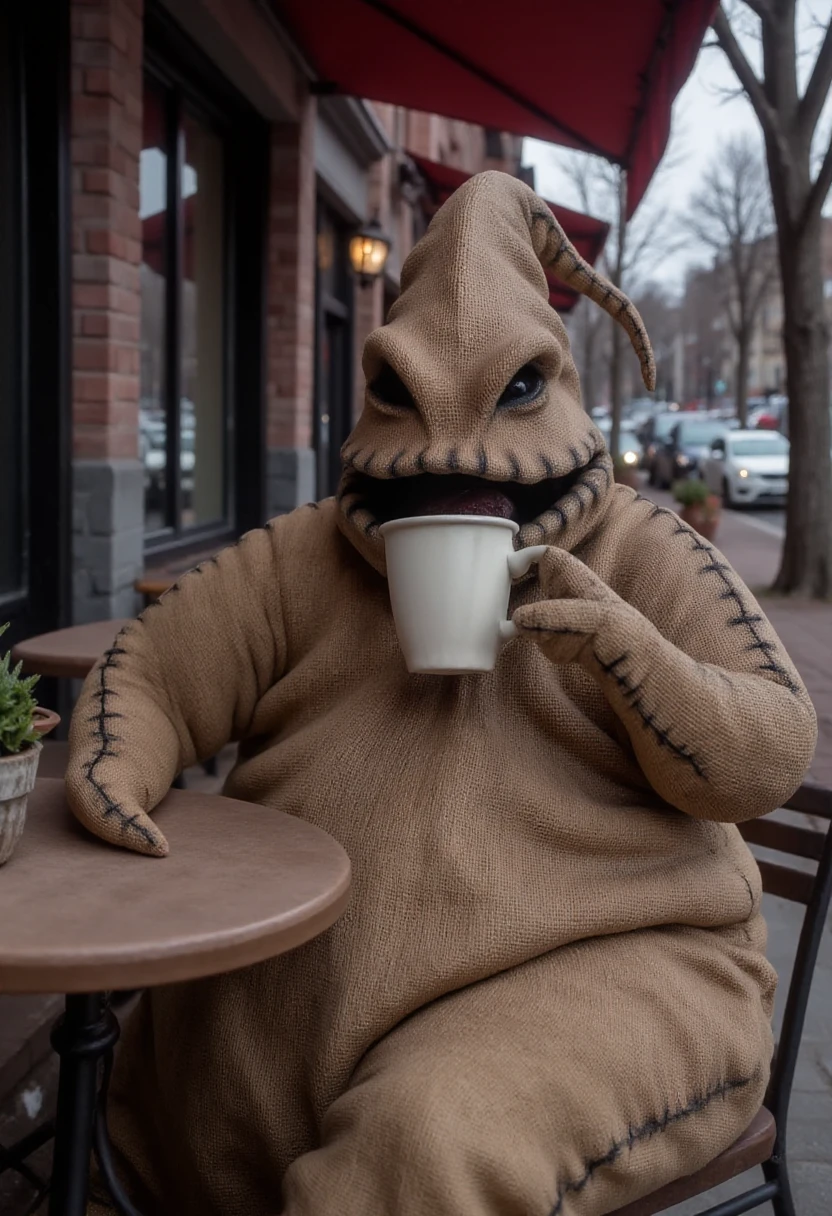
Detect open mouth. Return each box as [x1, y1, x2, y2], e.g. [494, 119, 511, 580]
[351, 468, 588, 526]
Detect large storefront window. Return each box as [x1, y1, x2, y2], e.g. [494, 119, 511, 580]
[0, 14, 23, 607]
[315, 202, 354, 498]
[140, 66, 229, 543]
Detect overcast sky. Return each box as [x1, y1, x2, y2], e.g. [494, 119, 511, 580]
[522, 0, 832, 294]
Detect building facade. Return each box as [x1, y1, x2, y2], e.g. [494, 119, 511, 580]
[1, 0, 527, 651]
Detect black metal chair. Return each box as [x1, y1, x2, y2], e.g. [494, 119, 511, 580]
[610, 781, 832, 1216]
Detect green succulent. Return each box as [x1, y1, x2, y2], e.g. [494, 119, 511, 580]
[0, 623, 40, 756]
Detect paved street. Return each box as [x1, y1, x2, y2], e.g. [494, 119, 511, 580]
[639, 481, 832, 1214]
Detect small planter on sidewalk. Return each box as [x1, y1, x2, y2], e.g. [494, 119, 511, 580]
[672, 479, 721, 543]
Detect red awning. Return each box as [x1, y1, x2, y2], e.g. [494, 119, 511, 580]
[408, 154, 609, 313]
[273, 0, 716, 215]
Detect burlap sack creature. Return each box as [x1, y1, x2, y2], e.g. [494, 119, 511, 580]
[67, 172, 816, 1216]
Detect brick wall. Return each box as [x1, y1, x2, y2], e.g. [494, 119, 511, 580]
[265, 93, 317, 513]
[70, 0, 145, 623]
[71, 0, 143, 461]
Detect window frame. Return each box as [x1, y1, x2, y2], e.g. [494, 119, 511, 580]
[142, 2, 269, 561]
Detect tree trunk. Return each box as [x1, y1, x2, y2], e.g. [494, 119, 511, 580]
[774, 214, 832, 597]
[608, 171, 627, 460]
[582, 309, 596, 413]
[735, 333, 750, 427]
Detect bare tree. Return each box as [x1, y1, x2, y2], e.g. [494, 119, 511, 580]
[562, 153, 682, 456]
[685, 136, 776, 425]
[714, 0, 832, 598]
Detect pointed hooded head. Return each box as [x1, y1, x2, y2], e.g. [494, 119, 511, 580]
[337, 172, 654, 572]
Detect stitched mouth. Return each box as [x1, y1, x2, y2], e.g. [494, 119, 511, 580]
[352, 468, 588, 526]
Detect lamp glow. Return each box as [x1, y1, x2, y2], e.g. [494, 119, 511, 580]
[739, 468, 749, 478]
[349, 217, 392, 286]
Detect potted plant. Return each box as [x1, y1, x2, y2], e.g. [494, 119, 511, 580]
[0, 624, 60, 865]
[612, 452, 641, 490]
[672, 478, 721, 542]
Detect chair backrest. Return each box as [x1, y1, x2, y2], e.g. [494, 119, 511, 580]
[738, 782, 832, 1132]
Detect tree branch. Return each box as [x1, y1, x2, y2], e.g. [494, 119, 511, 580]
[798, 20, 832, 140]
[712, 6, 781, 144]
[743, 0, 772, 19]
[805, 134, 832, 223]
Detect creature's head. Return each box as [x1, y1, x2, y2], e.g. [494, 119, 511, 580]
[337, 172, 654, 572]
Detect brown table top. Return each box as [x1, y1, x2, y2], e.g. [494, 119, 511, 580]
[0, 780, 351, 994]
[11, 620, 131, 680]
[135, 546, 222, 598]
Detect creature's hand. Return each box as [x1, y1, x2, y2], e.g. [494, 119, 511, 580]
[511, 545, 815, 822]
[512, 546, 638, 668]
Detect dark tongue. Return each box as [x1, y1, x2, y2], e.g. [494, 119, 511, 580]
[418, 486, 514, 519]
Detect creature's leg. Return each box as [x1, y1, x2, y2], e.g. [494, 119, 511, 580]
[282, 921, 775, 1216]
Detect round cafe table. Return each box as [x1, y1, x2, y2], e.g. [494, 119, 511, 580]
[11, 620, 131, 681]
[0, 779, 351, 1216]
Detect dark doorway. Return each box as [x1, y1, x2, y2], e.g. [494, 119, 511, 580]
[314, 201, 354, 499]
[0, 0, 71, 656]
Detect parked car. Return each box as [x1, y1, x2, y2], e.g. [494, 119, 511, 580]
[702, 429, 789, 508]
[640, 411, 682, 481]
[594, 417, 643, 467]
[652, 416, 739, 489]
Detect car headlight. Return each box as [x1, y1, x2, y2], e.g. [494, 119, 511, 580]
[738, 468, 749, 479]
[623, 450, 638, 465]
[676, 454, 690, 467]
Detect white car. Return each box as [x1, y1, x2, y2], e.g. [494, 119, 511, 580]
[702, 430, 789, 507]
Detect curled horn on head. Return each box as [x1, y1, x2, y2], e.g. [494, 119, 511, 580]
[529, 208, 656, 392]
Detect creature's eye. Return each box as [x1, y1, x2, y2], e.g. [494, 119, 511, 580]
[497, 363, 545, 409]
[370, 363, 416, 409]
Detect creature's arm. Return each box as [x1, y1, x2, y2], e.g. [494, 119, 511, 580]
[65, 525, 286, 856]
[512, 509, 816, 823]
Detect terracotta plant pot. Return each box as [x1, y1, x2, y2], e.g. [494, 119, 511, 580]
[679, 503, 720, 543]
[32, 706, 61, 738]
[0, 741, 42, 865]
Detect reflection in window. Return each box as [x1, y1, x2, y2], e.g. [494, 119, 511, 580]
[181, 111, 224, 528]
[139, 70, 229, 542]
[140, 77, 168, 534]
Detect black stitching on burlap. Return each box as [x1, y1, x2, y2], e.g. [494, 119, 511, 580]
[523, 624, 589, 637]
[595, 650, 706, 778]
[362, 451, 376, 473]
[447, 447, 459, 472]
[541, 454, 555, 478]
[478, 448, 489, 476]
[569, 446, 582, 470]
[548, 1074, 756, 1216]
[345, 498, 367, 519]
[82, 629, 158, 851]
[508, 452, 521, 480]
[644, 501, 798, 694]
[740, 873, 755, 911]
[389, 449, 405, 477]
[416, 448, 427, 473]
[307, 501, 320, 510]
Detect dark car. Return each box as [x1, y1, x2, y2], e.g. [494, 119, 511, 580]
[652, 417, 739, 489]
[640, 412, 679, 482]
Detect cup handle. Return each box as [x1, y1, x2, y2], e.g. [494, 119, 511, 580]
[501, 545, 549, 645]
[507, 545, 548, 580]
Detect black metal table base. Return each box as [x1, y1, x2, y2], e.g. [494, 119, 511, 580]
[48, 993, 145, 1216]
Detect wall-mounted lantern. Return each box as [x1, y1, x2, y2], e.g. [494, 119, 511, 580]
[349, 216, 391, 287]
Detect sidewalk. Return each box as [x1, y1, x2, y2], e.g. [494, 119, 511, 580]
[641, 485, 832, 1216]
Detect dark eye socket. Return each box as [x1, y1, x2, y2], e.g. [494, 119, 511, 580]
[369, 363, 416, 409]
[497, 363, 545, 409]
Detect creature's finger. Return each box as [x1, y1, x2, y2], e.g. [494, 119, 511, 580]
[512, 598, 609, 664]
[535, 547, 618, 604]
[65, 760, 170, 857]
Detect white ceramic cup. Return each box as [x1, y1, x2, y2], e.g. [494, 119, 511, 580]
[379, 514, 548, 675]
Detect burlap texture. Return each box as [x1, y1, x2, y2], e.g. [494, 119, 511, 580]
[68, 172, 816, 1215]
